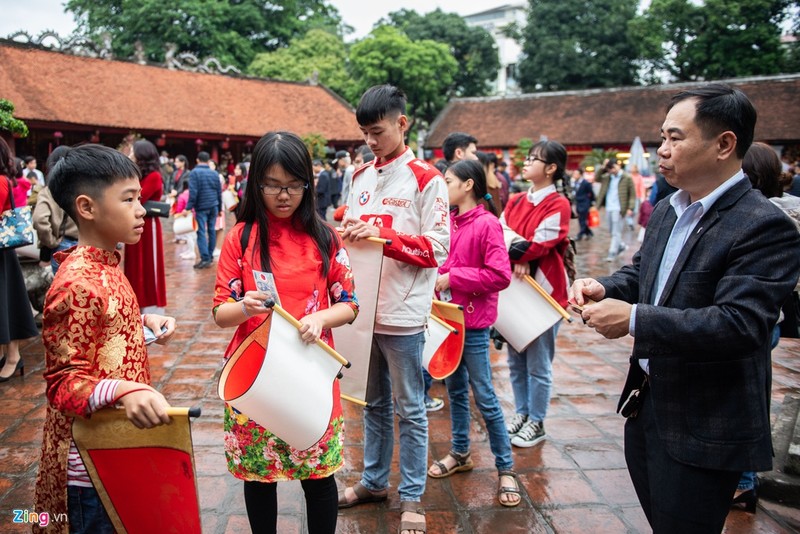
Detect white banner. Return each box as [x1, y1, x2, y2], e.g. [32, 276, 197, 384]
[218, 307, 346, 451]
[332, 238, 385, 404]
[494, 276, 563, 352]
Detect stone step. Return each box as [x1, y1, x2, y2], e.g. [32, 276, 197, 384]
[760, 394, 800, 504]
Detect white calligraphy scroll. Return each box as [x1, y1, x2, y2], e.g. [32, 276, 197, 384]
[332, 236, 386, 405]
[218, 305, 349, 451]
[494, 275, 569, 352]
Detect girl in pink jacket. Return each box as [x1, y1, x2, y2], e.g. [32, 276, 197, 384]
[427, 159, 520, 507]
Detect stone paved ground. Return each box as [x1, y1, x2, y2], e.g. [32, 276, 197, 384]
[2, 212, 799, 533]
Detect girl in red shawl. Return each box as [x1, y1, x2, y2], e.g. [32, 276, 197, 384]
[124, 139, 167, 312]
[213, 131, 358, 534]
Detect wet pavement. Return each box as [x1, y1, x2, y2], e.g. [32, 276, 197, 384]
[3, 213, 800, 533]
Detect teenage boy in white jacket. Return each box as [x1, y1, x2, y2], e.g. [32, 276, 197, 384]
[339, 84, 449, 534]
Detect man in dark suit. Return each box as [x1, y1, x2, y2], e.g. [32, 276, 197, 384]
[570, 84, 800, 533]
[573, 168, 595, 240]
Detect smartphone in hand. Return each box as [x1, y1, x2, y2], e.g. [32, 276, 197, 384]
[143, 325, 167, 345]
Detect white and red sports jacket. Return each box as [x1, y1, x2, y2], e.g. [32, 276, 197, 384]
[344, 147, 450, 328]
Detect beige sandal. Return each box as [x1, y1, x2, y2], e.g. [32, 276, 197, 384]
[498, 470, 521, 507]
[399, 501, 426, 534]
[427, 450, 474, 479]
[337, 481, 388, 509]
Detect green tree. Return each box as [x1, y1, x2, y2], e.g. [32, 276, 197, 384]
[630, 0, 795, 82]
[512, 138, 533, 173]
[349, 26, 458, 125]
[0, 99, 28, 137]
[248, 29, 354, 100]
[518, 0, 639, 91]
[65, 0, 345, 69]
[381, 9, 500, 96]
[302, 132, 328, 161]
[581, 149, 618, 173]
[787, 4, 800, 71]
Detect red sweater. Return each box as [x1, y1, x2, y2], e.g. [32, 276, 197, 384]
[502, 190, 571, 308]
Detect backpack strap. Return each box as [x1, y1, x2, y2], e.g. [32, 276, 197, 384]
[240, 221, 252, 257]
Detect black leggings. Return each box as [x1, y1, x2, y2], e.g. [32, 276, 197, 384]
[243, 476, 338, 534]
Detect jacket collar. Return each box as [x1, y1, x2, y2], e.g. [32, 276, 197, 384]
[451, 204, 486, 227]
[374, 147, 414, 175]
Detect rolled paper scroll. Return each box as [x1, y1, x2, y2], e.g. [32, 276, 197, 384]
[332, 235, 388, 404]
[218, 304, 349, 450]
[424, 300, 465, 379]
[494, 275, 565, 352]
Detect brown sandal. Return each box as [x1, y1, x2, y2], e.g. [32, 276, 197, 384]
[427, 450, 474, 479]
[337, 481, 388, 509]
[498, 470, 521, 507]
[399, 501, 426, 534]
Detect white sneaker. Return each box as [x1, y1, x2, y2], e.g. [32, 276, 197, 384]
[180, 252, 196, 260]
[425, 397, 445, 412]
[506, 413, 528, 436]
[213, 249, 221, 258]
[511, 420, 546, 448]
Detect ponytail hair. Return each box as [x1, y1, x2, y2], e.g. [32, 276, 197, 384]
[529, 140, 569, 200]
[447, 159, 498, 216]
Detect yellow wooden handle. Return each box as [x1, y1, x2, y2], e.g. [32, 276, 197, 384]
[166, 406, 202, 418]
[431, 299, 463, 311]
[271, 304, 351, 367]
[340, 393, 368, 406]
[523, 275, 572, 322]
[430, 313, 458, 334]
[335, 227, 391, 245]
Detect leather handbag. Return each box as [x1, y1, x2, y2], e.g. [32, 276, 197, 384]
[0, 179, 35, 250]
[143, 200, 171, 218]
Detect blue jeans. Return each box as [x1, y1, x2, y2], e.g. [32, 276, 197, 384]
[68, 485, 114, 534]
[51, 237, 78, 275]
[362, 332, 427, 501]
[195, 208, 218, 262]
[507, 322, 560, 422]
[446, 328, 513, 471]
[423, 368, 434, 401]
[738, 471, 756, 491]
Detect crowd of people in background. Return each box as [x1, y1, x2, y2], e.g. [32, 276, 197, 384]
[3, 81, 800, 534]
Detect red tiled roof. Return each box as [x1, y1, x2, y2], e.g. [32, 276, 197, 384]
[0, 41, 363, 143]
[427, 75, 800, 148]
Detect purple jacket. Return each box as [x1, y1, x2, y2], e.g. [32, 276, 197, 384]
[439, 205, 511, 329]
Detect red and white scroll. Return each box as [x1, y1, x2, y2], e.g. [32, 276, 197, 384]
[218, 305, 349, 451]
[72, 406, 202, 534]
[332, 236, 386, 405]
[424, 300, 465, 379]
[494, 275, 570, 352]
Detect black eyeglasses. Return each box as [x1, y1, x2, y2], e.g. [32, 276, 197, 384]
[259, 183, 308, 196]
[525, 156, 548, 164]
